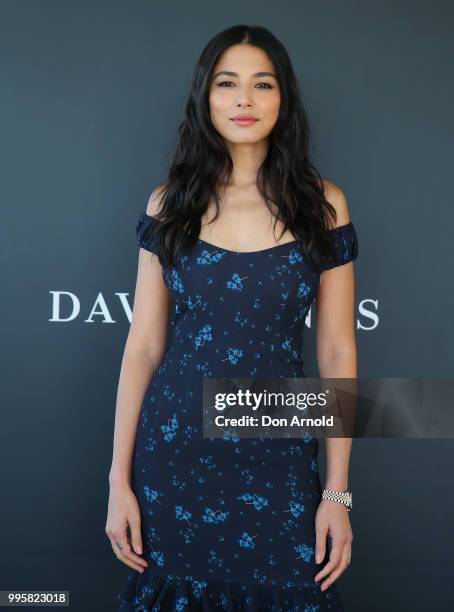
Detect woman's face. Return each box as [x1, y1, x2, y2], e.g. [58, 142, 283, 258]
[208, 44, 281, 145]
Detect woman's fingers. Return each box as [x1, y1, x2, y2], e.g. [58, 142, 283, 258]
[320, 541, 351, 591]
[128, 518, 144, 556]
[106, 484, 149, 573]
[313, 501, 353, 590]
[314, 538, 343, 584]
[314, 524, 328, 566]
[109, 530, 148, 573]
[106, 516, 148, 573]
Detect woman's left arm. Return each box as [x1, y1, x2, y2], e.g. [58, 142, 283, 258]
[313, 179, 356, 591]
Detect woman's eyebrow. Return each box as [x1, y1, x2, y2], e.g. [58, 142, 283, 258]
[212, 70, 277, 79]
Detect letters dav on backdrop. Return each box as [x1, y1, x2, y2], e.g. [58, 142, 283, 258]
[48, 291, 379, 328]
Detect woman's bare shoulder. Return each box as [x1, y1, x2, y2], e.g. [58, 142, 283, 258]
[321, 178, 351, 228]
[146, 182, 168, 217]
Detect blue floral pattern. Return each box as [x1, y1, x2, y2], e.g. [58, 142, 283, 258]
[117, 213, 358, 611]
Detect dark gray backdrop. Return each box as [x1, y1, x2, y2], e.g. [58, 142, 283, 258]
[1, 1, 453, 610]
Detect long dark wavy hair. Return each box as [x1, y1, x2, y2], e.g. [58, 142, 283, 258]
[144, 24, 338, 271]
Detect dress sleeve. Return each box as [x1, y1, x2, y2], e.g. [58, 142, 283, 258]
[136, 212, 159, 254]
[320, 221, 358, 272]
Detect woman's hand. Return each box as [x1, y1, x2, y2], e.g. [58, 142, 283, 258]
[314, 499, 353, 591]
[105, 481, 149, 573]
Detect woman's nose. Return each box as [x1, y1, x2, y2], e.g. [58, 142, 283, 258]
[235, 87, 253, 107]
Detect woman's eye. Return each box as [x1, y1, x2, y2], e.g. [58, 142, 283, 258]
[216, 81, 273, 89]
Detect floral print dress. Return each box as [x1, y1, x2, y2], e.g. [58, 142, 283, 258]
[117, 212, 358, 611]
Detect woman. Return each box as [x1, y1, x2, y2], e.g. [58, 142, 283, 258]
[108, 24, 357, 611]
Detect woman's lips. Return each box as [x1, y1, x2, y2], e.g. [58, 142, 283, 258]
[231, 118, 258, 126]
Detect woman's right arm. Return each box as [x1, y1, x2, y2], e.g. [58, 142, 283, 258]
[105, 185, 171, 573]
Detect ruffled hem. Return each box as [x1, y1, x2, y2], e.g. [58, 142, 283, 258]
[117, 568, 344, 611]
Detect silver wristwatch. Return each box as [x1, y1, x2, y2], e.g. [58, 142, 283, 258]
[321, 489, 352, 511]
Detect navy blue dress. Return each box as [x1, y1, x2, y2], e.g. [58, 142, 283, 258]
[117, 212, 358, 611]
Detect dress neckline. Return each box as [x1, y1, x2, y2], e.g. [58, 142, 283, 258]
[196, 236, 299, 255]
[140, 212, 353, 255]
